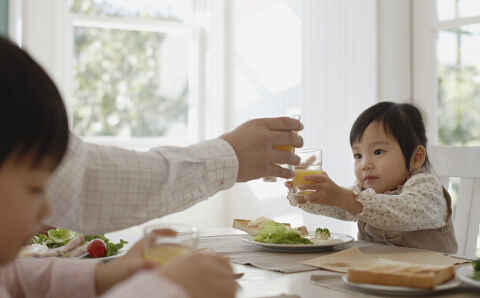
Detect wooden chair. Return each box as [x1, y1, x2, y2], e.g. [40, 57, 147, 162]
[428, 146, 480, 258]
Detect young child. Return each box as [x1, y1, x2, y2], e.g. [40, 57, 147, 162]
[287, 102, 458, 253]
[0, 37, 235, 298]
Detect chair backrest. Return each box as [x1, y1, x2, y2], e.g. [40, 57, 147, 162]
[428, 145, 480, 258]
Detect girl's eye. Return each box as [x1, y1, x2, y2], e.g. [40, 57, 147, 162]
[353, 153, 362, 160]
[374, 149, 384, 155]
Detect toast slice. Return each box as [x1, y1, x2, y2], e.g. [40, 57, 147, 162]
[233, 218, 308, 236]
[347, 258, 455, 289]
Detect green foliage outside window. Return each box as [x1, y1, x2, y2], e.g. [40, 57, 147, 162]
[437, 64, 480, 145]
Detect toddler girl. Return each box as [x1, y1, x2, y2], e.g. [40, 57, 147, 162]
[287, 102, 458, 253]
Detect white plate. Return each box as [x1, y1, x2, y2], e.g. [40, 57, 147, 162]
[342, 275, 461, 296]
[80, 248, 128, 261]
[457, 265, 480, 288]
[240, 233, 354, 252]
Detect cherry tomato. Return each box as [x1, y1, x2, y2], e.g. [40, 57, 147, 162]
[87, 239, 107, 258]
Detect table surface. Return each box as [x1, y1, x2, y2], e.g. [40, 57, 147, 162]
[106, 227, 479, 298]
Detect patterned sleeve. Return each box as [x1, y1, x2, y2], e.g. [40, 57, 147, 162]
[287, 193, 352, 221]
[0, 259, 190, 298]
[0, 258, 97, 298]
[45, 132, 239, 234]
[354, 174, 448, 231]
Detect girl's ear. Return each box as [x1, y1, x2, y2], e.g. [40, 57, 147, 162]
[410, 145, 426, 172]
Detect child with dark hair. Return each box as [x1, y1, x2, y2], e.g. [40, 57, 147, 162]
[0, 37, 235, 298]
[287, 101, 458, 253]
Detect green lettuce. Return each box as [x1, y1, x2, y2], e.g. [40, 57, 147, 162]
[30, 228, 79, 248]
[254, 221, 312, 244]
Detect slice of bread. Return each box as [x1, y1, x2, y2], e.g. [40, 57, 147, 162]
[233, 219, 263, 236]
[347, 258, 455, 289]
[232, 218, 309, 236]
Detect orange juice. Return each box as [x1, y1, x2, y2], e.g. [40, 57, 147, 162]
[291, 169, 323, 186]
[273, 145, 295, 153]
[143, 244, 191, 265]
[273, 131, 298, 153]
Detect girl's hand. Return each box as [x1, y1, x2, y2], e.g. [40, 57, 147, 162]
[298, 171, 343, 206]
[299, 172, 363, 214]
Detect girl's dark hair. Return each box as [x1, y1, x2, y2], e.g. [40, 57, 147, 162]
[349, 101, 431, 172]
[0, 37, 69, 168]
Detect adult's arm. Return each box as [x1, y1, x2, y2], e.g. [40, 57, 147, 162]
[45, 133, 239, 234]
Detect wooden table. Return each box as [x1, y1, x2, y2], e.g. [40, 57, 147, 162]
[106, 227, 479, 298]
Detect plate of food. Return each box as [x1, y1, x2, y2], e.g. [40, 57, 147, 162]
[456, 260, 480, 288]
[20, 227, 128, 261]
[233, 217, 354, 252]
[342, 258, 461, 296]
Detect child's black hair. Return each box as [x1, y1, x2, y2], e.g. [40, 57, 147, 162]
[0, 36, 69, 168]
[349, 101, 431, 172]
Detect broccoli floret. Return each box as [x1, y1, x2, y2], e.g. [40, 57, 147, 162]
[473, 259, 480, 281]
[315, 228, 331, 240]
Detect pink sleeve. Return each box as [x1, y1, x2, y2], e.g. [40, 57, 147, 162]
[0, 258, 97, 298]
[101, 271, 190, 298]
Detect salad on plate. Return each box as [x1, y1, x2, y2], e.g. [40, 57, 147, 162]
[20, 227, 128, 260]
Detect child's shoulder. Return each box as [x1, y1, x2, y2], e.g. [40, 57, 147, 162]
[405, 170, 443, 188]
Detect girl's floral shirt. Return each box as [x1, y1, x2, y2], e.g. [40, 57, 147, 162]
[288, 170, 449, 231]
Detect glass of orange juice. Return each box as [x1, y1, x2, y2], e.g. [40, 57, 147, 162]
[263, 114, 302, 182]
[290, 149, 322, 195]
[143, 223, 198, 266]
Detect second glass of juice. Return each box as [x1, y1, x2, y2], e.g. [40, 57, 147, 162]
[143, 223, 198, 266]
[290, 149, 323, 196]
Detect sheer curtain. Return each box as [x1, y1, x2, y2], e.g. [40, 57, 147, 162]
[225, 0, 378, 237]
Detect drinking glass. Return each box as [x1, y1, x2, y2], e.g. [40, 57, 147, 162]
[143, 223, 198, 266]
[263, 114, 302, 182]
[290, 149, 323, 195]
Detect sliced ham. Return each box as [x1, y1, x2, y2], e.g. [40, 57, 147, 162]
[60, 234, 85, 253]
[68, 242, 89, 258]
[30, 247, 62, 258]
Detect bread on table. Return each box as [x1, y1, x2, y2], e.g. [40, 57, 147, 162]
[233, 217, 311, 236]
[347, 258, 455, 289]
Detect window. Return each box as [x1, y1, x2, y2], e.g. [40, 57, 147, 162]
[414, 0, 480, 146]
[15, 0, 207, 150]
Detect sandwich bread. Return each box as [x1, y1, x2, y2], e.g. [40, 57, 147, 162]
[347, 258, 455, 289]
[232, 217, 308, 236]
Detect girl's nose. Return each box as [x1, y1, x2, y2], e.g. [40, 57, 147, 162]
[361, 157, 372, 170]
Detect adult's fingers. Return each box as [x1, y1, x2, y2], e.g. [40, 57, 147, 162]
[271, 130, 304, 149]
[260, 117, 304, 132]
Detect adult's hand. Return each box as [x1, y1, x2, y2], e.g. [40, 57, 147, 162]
[159, 252, 236, 298]
[220, 117, 304, 182]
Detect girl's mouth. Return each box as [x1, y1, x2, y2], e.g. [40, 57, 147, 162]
[364, 175, 377, 182]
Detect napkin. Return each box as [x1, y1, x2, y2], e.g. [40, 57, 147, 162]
[302, 246, 470, 273]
